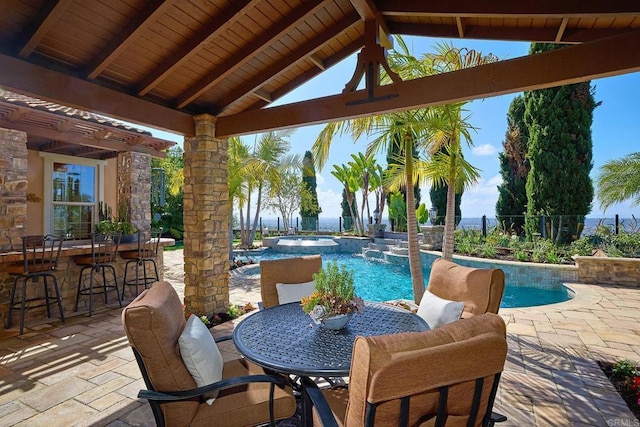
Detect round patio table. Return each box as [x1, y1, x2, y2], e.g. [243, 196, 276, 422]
[233, 301, 429, 377]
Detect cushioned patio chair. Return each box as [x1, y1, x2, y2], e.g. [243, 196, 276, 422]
[259, 255, 322, 309]
[301, 313, 508, 427]
[427, 258, 505, 318]
[122, 281, 296, 427]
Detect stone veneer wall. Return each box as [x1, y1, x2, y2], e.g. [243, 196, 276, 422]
[573, 256, 640, 287]
[0, 128, 27, 251]
[182, 114, 229, 317]
[117, 152, 151, 232]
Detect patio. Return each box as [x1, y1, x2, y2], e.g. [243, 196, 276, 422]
[0, 249, 638, 426]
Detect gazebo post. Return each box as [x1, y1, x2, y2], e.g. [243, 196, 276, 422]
[183, 114, 230, 317]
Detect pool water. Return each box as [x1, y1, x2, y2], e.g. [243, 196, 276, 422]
[248, 252, 571, 308]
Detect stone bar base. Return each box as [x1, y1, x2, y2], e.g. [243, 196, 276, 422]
[573, 255, 640, 286]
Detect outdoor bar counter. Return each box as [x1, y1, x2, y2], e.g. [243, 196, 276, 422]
[0, 238, 175, 331]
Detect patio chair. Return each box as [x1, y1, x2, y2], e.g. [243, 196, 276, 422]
[301, 313, 508, 427]
[122, 280, 296, 427]
[259, 255, 322, 309]
[119, 227, 162, 299]
[5, 234, 65, 334]
[426, 258, 505, 318]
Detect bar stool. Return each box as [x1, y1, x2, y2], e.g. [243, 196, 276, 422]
[74, 232, 123, 316]
[6, 235, 65, 335]
[119, 228, 162, 299]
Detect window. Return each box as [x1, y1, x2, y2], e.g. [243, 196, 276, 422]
[41, 153, 105, 239]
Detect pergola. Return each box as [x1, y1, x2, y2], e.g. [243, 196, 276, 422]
[1, 1, 639, 315]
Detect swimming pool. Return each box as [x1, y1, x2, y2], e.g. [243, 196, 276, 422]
[241, 251, 572, 308]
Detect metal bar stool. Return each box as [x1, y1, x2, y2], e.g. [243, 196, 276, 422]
[120, 228, 162, 299]
[6, 235, 65, 335]
[73, 232, 123, 316]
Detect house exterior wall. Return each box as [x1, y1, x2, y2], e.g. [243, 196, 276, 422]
[0, 127, 27, 251]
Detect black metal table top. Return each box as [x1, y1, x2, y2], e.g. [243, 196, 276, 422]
[233, 301, 429, 377]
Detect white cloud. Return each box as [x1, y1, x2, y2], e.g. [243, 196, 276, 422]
[316, 173, 325, 185]
[472, 144, 498, 156]
[316, 188, 343, 218]
[460, 174, 502, 217]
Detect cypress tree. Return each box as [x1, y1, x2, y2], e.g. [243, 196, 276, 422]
[300, 151, 321, 231]
[496, 95, 529, 235]
[429, 185, 462, 226]
[340, 188, 353, 231]
[524, 43, 598, 243]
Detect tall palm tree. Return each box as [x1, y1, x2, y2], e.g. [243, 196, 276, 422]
[596, 152, 640, 210]
[314, 38, 496, 303]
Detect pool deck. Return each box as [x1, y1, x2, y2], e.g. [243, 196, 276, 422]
[0, 249, 638, 426]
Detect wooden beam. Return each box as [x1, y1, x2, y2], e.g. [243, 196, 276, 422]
[136, 0, 254, 96]
[18, 0, 74, 57]
[252, 90, 272, 102]
[555, 18, 569, 42]
[0, 53, 195, 135]
[349, 0, 393, 48]
[215, 30, 640, 137]
[455, 17, 465, 38]
[377, 0, 640, 18]
[386, 22, 633, 44]
[85, 0, 171, 80]
[212, 12, 360, 114]
[0, 118, 165, 157]
[309, 54, 326, 70]
[175, 0, 325, 109]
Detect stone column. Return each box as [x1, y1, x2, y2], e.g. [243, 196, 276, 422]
[0, 128, 27, 251]
[117, 152, 151, 232]
[183, 114, 229, 317]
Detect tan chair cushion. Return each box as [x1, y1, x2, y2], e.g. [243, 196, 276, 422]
[427, 258, 505, 316]
[122, 280, 297, 427]
[328, 313, 507, 427]
[260, 255, 322, 308]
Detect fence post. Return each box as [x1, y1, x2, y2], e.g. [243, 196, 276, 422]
[259, 217, 262, 232]
[296, 217, 299, 230]
[539, 215, 546, 238]
[482, 215, 487, 237]
[339, 217, 342, 233]
[615, 214, 619, 235]
[277, 217, 280, 232]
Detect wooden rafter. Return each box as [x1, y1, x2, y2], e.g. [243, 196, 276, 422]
[215, 30, 640, 137]
[18, 0, 74, 57]
[175, 0, 326, 109]
[136, 0, 254, 96]
[349, 0, 392, 48]
[556, 18, 569, 42]
[85, 0, 172, 80]
[212, 12, 361, 114]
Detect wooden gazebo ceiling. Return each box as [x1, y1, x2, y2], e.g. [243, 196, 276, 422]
[0, 1, 639, 138]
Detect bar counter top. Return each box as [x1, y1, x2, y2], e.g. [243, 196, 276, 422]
[0, 238, 176, 264]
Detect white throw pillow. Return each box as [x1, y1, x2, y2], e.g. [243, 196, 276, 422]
[178, 314, 223, 405]
[276, 280, 315, 304]
[417, 290, 465, 329]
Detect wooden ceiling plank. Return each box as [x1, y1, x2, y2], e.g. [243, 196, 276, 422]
[0, 118, 164, 157]
[377, 0, 640, 18]
[18, 0, 75, 57]
[215, 30, 640, 137]
[212, 11, 361, 114]
[456, 16, 466, 38]
[175, 0, 326, 109]
[0, 52, 195, 135]
[136, 0, 254, 96]
[85, 0, 172, 80]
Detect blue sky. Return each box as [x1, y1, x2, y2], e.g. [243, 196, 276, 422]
[153, 36, 640, 220]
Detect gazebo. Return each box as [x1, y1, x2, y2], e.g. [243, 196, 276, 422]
[1, 1, 639, 317]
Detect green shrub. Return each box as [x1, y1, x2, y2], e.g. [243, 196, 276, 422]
[570, 237, 596, 256]
[612, 359, 639, 378]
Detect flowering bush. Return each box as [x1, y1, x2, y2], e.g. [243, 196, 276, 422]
[301, 260, 364, 324]
[612, 359, 640, 408]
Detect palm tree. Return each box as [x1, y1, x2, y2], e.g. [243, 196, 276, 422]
[331, 164, 363, 235]
[228, 137, 250, 258]
[314, 38, 496, 303]
[596, 152, 640, 210]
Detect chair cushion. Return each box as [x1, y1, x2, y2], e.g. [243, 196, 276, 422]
[260, 255, 321, 309]
[416, 290, 464, 329]
[276, 280, 315, 304]
[179, 314, 223, 404]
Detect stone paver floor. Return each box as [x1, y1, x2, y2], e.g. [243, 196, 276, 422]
[1, 249, 638, 426]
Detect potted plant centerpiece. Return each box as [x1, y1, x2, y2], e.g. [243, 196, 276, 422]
[301, 260, 364, 330]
